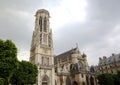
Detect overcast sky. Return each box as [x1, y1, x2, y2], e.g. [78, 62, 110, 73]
[0, 0, 120, 65]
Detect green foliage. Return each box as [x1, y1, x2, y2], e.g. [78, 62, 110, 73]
[114, 71, 120, 85]
[0, 39, 18, 84]
[97, 73, 114, 85]
[11, 61, 38, 85]
[97, 71, 120, 85]
[0, 78, 5, 85]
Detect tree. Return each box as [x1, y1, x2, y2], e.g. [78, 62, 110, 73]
[97, 73, 114, 85]
[0, 78, 5, 85]
[0, 39, 18, 85]
[11, 61, 38, 85]
[114, 71, 120, 85]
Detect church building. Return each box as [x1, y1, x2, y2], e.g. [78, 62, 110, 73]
[30, 9, 97, 85]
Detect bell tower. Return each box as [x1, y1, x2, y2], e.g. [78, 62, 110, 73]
[30, 9, 55, 85]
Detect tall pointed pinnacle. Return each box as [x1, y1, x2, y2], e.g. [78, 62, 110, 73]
[76, 42, 79, 48]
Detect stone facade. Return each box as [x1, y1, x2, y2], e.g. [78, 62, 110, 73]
[97, 53, 120, 74]
[54, 47, 97, 85]
[30, 9, 97, 85]
[30, 9, 55, 85]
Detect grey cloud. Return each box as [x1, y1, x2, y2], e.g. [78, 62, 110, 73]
[53, 0, 120, 65]
[86, 0, 120, 20]
[0, 0, 61, 60]
[53, 21, 114, 54]
[0, 0, 120, 65]
[0, 9, 33, 49]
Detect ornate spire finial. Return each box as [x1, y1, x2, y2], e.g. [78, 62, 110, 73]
[76, 43, 78, 48]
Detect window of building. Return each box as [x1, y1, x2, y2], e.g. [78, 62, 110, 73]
[42, 75, 49, 85]
[115, 64, 117, 67]
[44, 17, 47, 32]
[66, 77, 71, 85]
[55, 68, 57, 73]
[55, 80, 57, 85]
[46, 58, 49, 65]
[90, 77, 94, 85]
[119, 54, 120, 58]
[60, 77, 63, 85]
[111, 70, 113, 73]
[110, 65, 112, 68]
[86, 76, 89, 85]
[39, 16, 42, 32]
[82, 82, 85, 85]
[40, 34, 42, 43]
[81, 74, 84, 78]
[105, 67, 107, 69]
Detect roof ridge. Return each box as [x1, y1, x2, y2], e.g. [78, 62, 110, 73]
[56, 47, 77, 57]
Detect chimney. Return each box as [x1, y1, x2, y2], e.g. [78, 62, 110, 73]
[112, 53, 115, 57]
[99, 57, 102, 60]
[103, 56, 107, 59]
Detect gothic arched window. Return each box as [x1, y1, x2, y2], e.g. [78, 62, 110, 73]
[66, 77, 71, 85]
[39, 16, 42, 32]
[42, 75, 49, 85]
[86, 76, 89, 85]
[82, 82, 85, 85]
[77, 62, 83, 71]
[73, 81, 78, 85]
[44, 17, 47, 32]
[60, 77, 63, 85]
[90, 77, 94, 85]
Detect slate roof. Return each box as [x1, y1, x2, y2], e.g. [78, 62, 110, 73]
[54, 47, 78, 64]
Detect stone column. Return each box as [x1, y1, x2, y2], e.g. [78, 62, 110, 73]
[62, 76, 66, 85]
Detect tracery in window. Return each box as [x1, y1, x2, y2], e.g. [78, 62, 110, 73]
[39, 16, 42, 32]
[40, 34, 42, 43]
[42, 75, 49, 85]
[78, 62, 83, 70]
[44, 17, 47, 32]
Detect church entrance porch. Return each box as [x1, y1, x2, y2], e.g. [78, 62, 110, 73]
[42, 82, 47, 85]
[73, 81, 78, 85]
[42, 75, 49, 85]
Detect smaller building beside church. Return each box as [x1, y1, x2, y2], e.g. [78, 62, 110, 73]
[97, 53, 120, 74]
